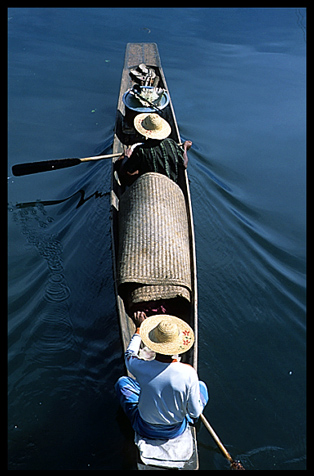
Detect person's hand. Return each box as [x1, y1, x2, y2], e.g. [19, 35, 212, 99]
[133, 311, 147, 328]
[183, 140, 192, 151]
[118, 147, 133, 161]
[124, 146, 133, 158]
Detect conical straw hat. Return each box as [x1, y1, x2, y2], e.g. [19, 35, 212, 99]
[140, 314, 194, 355]
[134, 113, 171, 140]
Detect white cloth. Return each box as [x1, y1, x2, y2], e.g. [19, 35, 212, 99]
[135, 424, 194, 469]
[125, 333, 203, 426]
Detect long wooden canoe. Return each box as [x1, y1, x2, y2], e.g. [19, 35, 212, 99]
[111, 43, 198, 470]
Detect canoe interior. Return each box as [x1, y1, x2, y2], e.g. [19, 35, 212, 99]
[112, 43, 197, 368]
[111, 43, 198, 470]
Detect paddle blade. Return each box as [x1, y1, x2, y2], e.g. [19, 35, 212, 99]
[12, 158, 81, 176]
[231, 460, 245, 470]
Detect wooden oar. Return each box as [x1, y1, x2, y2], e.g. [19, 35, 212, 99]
[11, 152, 122, 177]
[200, 414, 245, 470]
[12, 142, 185, 177]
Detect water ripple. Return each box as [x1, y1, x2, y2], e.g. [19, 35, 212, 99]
[45, 274, 71, 302]
[30, 302, 75, 364]
[8, 201, 74, 366]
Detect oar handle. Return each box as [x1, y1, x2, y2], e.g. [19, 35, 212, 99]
[200, 414, 233, 463]
[11, 142, 186, 177]
[200, 414, 245, 470]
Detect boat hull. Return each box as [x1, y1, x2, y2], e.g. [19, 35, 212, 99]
[111, 43, 198, 470]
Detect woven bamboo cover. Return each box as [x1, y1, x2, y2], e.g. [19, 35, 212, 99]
[129, 284, 191, 304]
[118, 173, 191, 301]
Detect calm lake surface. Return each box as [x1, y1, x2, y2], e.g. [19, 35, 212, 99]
[8, 8, 306, 470]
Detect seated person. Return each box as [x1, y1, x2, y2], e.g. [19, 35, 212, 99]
[117, 113, 192, 186]
[115, 312, 208, 440]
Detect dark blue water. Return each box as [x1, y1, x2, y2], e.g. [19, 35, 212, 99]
[8, 8, 306, 470]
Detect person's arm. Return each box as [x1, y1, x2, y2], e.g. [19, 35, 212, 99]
[118, 146, 141, 185]
[124, 312, 147, 372]
[182, 140, 192, 169]
[186, 373, 204, 419]
[118, 147, 134, 180]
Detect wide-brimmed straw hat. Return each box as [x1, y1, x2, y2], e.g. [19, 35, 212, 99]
[140, 314, 194, 355]
[134, 113, 171, 140]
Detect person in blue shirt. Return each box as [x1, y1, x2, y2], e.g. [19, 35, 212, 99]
[115, 312, 208, 439]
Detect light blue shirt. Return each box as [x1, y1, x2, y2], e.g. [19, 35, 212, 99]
[125, 333, 203, 426]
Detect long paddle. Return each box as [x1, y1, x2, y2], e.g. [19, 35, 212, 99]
[12, 142, 185, 177]
[11, 152, 122, 177]
[200, 413, 245, 470]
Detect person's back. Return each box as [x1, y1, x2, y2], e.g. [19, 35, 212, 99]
[127, 138, 185, 184]
[116, 113, 192, 187]
[126, 348, 202, 426]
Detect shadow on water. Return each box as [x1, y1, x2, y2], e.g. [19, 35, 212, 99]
[11, 187, 110, 211]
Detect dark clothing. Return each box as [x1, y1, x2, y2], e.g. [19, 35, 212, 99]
[125, 138, 185, 184]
